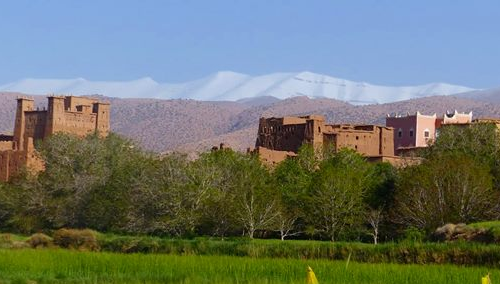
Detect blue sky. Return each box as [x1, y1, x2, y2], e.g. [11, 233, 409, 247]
[0, 0, 499, 88]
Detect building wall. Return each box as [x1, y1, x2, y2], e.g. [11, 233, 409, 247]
[0, 95, 110, 182]
[24, 111, 48, 143]
[256, 115, 394, 165]
[387, 112, 437, 151]
[326, 125, 394, 156]
[256, 117, 308, 152]
[0, 141, 13, 151]
[44, 96, 110, 138]
[386, 115, 417, 151]
[94, 102, 110, 136]
[13, 98, 35, 151]
[334, 129, 380, 155]
[55, 112, 98, 136]
[304, 117, 325, 148]
[255, 146, 296, 166]
[64, 96, 97, 112]
[415, 114, 437, 148]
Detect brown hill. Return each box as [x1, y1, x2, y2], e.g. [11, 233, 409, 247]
[179, 96, 500, 153]
[1, 93, 500, 153]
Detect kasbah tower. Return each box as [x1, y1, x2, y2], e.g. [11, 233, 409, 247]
[0, 95, 110, 181]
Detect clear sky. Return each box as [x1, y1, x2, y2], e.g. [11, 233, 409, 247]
[0, 0, 499, 88]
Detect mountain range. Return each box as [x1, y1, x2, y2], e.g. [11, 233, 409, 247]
[1, 87, 500, 154]
[0, 71, 475, 105]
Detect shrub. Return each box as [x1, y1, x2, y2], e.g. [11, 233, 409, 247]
[469, 221, 500, 242]
[402, 227, 425, 243]
[26, 233, 53, 248]
[53, 228, 100, 251]
[0, 233, 13, 248]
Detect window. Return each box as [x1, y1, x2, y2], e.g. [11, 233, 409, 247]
[424, 129, 430, 138]
[398, 128, 403, 138]
[409, 128, 414, 137]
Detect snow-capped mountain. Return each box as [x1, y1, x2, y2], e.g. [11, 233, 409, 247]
[0, 71, 475, 104]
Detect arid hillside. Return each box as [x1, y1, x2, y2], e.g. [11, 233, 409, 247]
[1, 93, 500, 153]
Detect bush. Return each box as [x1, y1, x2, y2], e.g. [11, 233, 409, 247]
[95, 234, 500, 267]
[469, 221, 500, 242]
[0, 233, 13, 248]
[402, 227, 425, 243]
[26, 233, 53, 248]
[53, 228, 100, 251]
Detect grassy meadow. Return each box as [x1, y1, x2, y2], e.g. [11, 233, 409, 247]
[0, 249, 497, 284]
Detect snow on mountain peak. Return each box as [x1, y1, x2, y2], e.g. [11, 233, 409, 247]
[0, 71, 476, 104]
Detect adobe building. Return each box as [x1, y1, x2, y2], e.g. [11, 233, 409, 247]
[386, 110, 472, 154]
[254, 115, 395, 165]
[0, 95, 110, 181]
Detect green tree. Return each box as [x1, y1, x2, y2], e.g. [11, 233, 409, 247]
[307, 149, 375, 241]
[425, 123, 500, 187]
[395, 152, 500, 232]
[233, 155, 278, 239]
[195, 149, 242, 238]
[19, 133, 150, 232]
[123, 153, 191, 236]
[272, 157, 311, 240]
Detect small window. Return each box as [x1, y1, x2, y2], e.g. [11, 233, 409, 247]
[398, 129, 403, 138]
[424, 130, 430, 138]
[356, 136, 359, 140]
[409, 129, 414, 137]
[318, 126, 321, 132]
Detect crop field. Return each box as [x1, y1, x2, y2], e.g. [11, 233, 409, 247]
[0, 249, 497, 284]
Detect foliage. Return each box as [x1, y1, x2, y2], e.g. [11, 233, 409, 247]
[307, 149, 375, 241]
[469, 221, 500, 242]
[424, 123, 500, 187]
[395, 152, 500, 232]
[53, 228, 100, 251]
[26, 233, 53, 248]
[1, 127, 500, 242]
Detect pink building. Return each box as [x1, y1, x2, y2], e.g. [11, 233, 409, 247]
[386, 110, 472, 153]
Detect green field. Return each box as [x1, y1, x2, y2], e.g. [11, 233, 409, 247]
[0, 249, 496, 284]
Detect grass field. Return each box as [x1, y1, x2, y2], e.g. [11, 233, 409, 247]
[0, 249, 497, 284]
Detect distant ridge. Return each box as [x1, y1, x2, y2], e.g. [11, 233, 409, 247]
[0, 71, 475, 105]
[2, 92, 500, 154]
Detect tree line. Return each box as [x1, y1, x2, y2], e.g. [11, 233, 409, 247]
[0, 123, 499, 242]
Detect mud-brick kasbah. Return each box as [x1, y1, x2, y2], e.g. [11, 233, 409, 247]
[0, 96, 110, 181]
[0, 94, 497, 181]
[254, 110, 499, 165]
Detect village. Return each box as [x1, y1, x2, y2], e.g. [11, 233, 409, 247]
[2, 1, 500, 283]
[2, 95, 499, 181]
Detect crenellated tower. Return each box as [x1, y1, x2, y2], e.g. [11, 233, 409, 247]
[13, 97, 34, 151]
